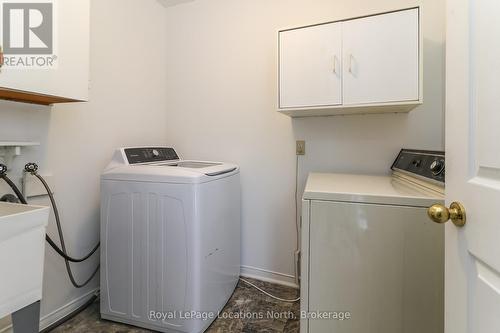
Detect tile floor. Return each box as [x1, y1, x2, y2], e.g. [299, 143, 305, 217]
[50, 278, 300, 333]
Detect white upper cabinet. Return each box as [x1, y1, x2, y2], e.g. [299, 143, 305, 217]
[278, 8, 422, 117]
[0, 0, 90, 105]
[279, 23, 342, 109]
[343, 9, 419, 105]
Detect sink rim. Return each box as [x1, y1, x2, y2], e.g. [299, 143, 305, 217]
[0, 202, 50, 243]
[0, 201, 49, 219]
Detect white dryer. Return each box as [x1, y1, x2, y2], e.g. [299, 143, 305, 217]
[301, 149, 445, 333]
[100, 147, 240, 333]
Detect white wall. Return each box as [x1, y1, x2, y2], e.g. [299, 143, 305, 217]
[164, 0, 445, 285]
[0, 0, 168, 329]
[0, 0, 445, 329]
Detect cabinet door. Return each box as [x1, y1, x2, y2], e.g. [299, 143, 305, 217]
[308, 200, 443, 333]
[342, 8, 419, 105]
[279, 22, 342, 109]
[0, 0, 90, 101]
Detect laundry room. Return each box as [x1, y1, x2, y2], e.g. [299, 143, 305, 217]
[2, 0, 498, 332]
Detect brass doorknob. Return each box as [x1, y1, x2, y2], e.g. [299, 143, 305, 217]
[427, 202, 466, 227]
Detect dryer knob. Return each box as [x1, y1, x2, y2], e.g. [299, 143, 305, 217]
[430, 160, 445, 175]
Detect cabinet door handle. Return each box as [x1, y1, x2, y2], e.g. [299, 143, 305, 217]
[348, 54, 353, 74]
[333, 55, 337, 74]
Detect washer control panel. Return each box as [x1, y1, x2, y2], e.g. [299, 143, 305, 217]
[125, 147, 179, 164]
[391, 149, 445, 185]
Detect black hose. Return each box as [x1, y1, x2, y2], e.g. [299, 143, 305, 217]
[1, 175, 28, 204]
[33, 173, 100, 288]
[0, 171, 100, 288]
[45, 235, 99, 263]
[35, 174, 100, 260]
[2, 173, 99, 262]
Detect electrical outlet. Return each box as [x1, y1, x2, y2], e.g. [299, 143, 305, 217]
[296, 140, 305, 155]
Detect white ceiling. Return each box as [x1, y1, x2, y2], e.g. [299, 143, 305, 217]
[157, 0, 195, 8]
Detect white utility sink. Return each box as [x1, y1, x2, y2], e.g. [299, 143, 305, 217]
[0, 202, 49, 319]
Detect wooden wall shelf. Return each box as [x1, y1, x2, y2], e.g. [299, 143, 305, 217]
[0, 88, 82, 106]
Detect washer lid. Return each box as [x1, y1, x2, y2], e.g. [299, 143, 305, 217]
[303, 173, 443, 207]
[102, 161, 239, 184]
[102, 147, 238, 184]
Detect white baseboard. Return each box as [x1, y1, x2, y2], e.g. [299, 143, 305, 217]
[240, 265, 299, 289]
[0, 289, 98, 333]
[39, 289, 99, 331]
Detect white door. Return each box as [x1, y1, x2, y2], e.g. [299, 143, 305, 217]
[279, 22, 342, 109]
[444, 0, 500, 332]
[342, 8, 419, 105]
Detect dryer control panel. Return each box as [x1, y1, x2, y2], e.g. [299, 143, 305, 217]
[125, 147, 179, 164]
[391, 149, 445, 185]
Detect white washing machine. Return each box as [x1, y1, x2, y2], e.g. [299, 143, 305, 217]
[301, 149, 445, 333]
[100, 147, 241, 333]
